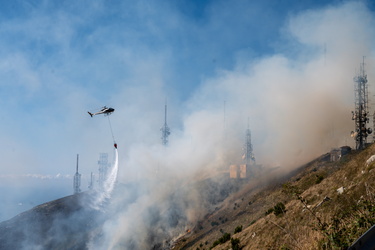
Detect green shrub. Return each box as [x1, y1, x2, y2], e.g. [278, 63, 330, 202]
[211, 232, 231, 248]
[265, 202, 286, 217]
[273, 202, 286, 216]
[265, 207, 274, 215]
[211, 240, 220, 248]
[231, 238, 241, 250]
[211, 221, 219, 227]
[315, 174, 324, 184]
[219, 233, 231, 243]
[234, 225, 243, 234]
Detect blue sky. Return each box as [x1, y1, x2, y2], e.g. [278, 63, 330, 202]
[0, 0, 349, 102]
[1, 0, 375, 220]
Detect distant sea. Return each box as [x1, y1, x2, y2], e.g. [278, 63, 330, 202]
[0, 178, 75, 222]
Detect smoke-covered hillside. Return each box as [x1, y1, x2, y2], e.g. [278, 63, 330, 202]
[0, 175, 246, 249]
[2, 144, 375, 250]
[0, 192, 103, 249]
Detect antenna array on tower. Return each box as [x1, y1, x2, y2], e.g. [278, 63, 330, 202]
[351, 58, 372, 150]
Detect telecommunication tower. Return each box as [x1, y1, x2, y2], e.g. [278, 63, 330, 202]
[73, 154, 81, 194]
[243, 122, 256, 165]
[98, 153, 110, 189]
[351, 58, 372, 150]
[161, 103, 170, 146]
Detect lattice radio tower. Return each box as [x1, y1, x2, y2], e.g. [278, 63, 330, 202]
[161, 103, 170, 146]
[243, 120, 256, 165]
[73, 154, 81, 194]
[351, 58, 372, 150]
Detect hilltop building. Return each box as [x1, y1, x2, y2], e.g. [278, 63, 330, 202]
[330, 146, 351, 162]
[230, 124, 261, 179]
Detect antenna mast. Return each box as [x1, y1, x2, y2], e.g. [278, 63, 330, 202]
[244, 119, 256, 165]
[352, 57, 372, 150]
[161, 102, 170, 146]
[73, 154, 81, 194]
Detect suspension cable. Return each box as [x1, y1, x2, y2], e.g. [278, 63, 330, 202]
[107, 115, 115, 143]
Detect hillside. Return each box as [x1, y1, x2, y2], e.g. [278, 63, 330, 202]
[1, 145, 375, 249]
[0, 192, 105, 250]
[0, 178, 243, 249]
[174, 145, 375, 249]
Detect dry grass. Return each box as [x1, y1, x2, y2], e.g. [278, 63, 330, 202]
[175, 144, 375, 250]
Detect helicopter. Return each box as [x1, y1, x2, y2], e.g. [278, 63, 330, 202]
[88, 106, 115, 117]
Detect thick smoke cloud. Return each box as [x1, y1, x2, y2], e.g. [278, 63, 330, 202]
[91, 2, 375, 249]
[115, 1, 375, 180]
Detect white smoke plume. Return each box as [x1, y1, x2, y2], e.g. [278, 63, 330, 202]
[103, 149, 119, 196]
[92, 1, 375, 249]
[90, 148, 119, 210]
